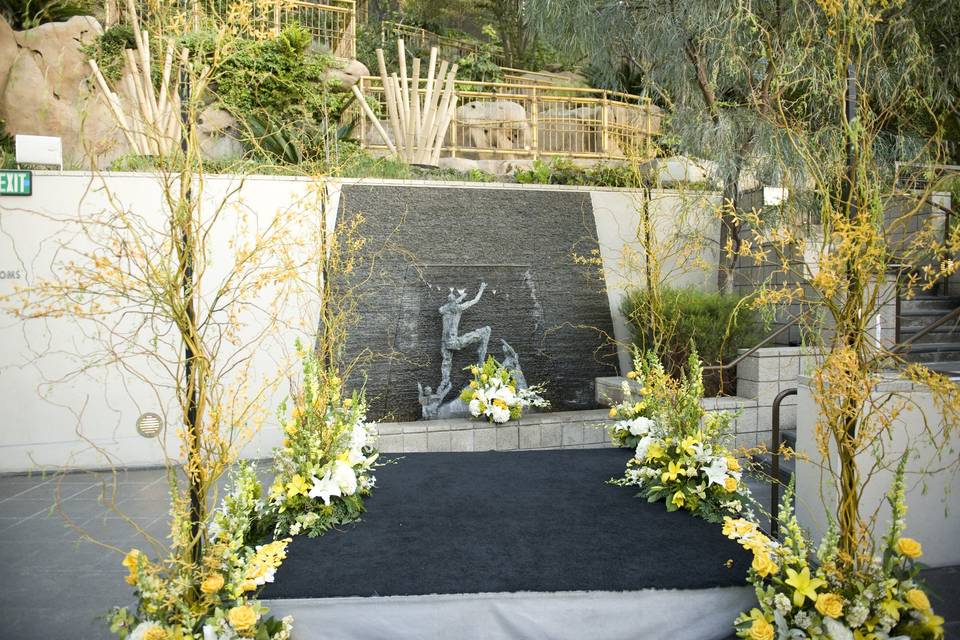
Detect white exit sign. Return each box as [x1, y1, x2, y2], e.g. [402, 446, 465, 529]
[0, 170, 32, 196]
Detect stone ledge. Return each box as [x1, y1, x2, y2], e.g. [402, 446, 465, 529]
[375, 409, 614, 453]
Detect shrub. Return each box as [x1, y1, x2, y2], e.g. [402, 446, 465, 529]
[0, 0, 94, 30]
[514, 158, 645, 188]
[620, 286, 760, 395]
[80, 24, 136, 83]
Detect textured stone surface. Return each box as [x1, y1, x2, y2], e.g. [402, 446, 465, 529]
[0, 16, 129, 168]
[339, 184, 619, 421]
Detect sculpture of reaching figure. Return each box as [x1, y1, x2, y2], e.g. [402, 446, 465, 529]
[439, 282, 491, 365]
[418, 282, 492, 419]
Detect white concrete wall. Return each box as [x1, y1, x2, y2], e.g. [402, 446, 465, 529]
[0, 174, 719, 473]
[591, 189, 720, 372]
[795, 378, 960, 567]
[0, 171, 337, 472]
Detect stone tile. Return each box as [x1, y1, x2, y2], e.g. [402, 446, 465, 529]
[449, 429, 474, 451]
[582, 424, 606, 445]
[496, 426, 519, 450]
[378, 434, 403, 453]
[377, 424, 403, 436]
[541, 423, 562, 448]
[519, 425, 541, 449]
[561, 423, 584, 447]
[402, 432, 427, 452]
[402, 423, 427, 434]
[474, 427, 497, 451]
[427, 431, 452, 452]
[734, 431, 759, 450]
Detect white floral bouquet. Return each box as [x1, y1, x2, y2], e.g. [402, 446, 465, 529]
[459, 355, 549, 423]
[265, 343, 379, 538]
[728, 463, 943, 640]
[610, 351, 752, 522]
[109, 463, 293, 640]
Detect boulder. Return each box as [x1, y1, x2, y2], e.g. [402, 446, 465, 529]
[454, 100, 530, 159]
[638, 156, 718, 186]
[324, 58, 369, 92]
[1, 16, 131, 168]
[0, 16, 16, 96]
[197, 107, 244, 162]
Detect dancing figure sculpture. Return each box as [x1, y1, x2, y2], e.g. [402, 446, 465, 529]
[418, 283, 491, 419]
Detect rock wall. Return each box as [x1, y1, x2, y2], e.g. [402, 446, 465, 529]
[0, 15, 128, 168]
[338, 184, 620, 421]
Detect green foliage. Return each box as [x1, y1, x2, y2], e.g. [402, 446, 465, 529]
[455, 26, 504, 83]
[514, 158, 645, 188]
[0, 0, 94, 29]
[80, 24, 136, 83]
[620, 286, 760, 395]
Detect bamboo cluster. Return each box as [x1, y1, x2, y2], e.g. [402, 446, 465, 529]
[88, 0, 186, 156]
[351, 39, 459, 166]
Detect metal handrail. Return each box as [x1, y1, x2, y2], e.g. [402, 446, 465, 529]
[891, 304, 960, 354]
[701, 323, 794, 372]
[769, 388, 798, 539]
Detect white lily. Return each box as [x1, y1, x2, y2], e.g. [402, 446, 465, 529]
[308, 470, 342, 505]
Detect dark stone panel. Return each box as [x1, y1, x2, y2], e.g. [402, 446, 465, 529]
[338, 185, 618, 421]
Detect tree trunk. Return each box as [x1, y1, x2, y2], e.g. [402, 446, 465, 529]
[717, 169, 742, 294]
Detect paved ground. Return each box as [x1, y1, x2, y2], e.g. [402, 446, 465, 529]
[1, 468, 957, 639]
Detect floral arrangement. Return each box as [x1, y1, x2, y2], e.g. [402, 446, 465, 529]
[459, 355, 549, 423]
[610, 351, 752, 522]
[265, 343, 379, 538]
[109, 463, 293, 640]
[729, 462, 943, 640]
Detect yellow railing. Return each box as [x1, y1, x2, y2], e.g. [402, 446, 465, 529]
[350, 77, 661, 161]
[381, 21, 505, 66]
[114, 1, 359, 59]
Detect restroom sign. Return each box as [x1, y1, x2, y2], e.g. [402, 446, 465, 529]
[0, 170, 32, 196]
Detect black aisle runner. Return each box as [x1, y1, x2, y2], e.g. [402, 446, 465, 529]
[262, 449, 752, 599]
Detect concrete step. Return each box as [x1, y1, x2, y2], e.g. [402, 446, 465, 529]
[900, 295, 960, 313]
[900, 342, 960, 360]
[918, 361, 960, 377]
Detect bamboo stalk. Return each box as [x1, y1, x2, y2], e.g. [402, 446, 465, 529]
[351, 85, 397, 155]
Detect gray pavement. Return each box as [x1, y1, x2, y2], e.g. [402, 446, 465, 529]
[0, 468, 957, 639]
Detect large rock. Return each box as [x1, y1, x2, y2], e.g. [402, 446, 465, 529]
[0, 16, 16, 96]
[324, 58, 369, 92]
[454, 100, 530, 159]
[1, 16, 130, 168]
[197, 107, 243, 161]
[638, 156, 718, 186]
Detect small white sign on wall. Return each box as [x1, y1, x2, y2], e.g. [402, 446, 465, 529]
[15, 135, 63, 170]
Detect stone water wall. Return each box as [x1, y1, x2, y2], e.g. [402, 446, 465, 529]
[337, 183, 620, 421]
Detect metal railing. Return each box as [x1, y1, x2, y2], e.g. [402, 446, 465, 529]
[115, 1, 358, 58]
[701, 322, 795, 374]
[381, 21, 505, 65]
[769, 388, 798, 538]
[350, 77, 659, 161]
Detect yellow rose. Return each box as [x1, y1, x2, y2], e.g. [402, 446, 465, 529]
[726, 456, 741, 472]
[284, 420, 297, 435]
[142, 627, 168, 640]
[470, 380, 478, 389]
[200, 573, 225, 594]
[239, 579, 257, 592]
[626, 371, 637, 380]
[751, 552, 778, 577]
[896, 537, 923, 559]
[749, 616, 774, 640]
[228, 605, 259, 632]
[672, 491, 685, 507]
[608, 407, 617, 418]
[815, 592, 844, 618]
[905, 588, 931, 612]
[724, 477, 738, 492]
[343, 398, 354, 409]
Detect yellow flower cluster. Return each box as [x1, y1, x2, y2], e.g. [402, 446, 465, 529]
[245, 539, 290, 586]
